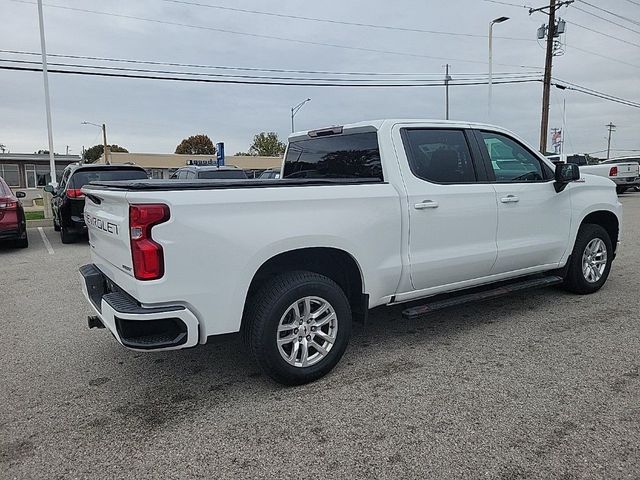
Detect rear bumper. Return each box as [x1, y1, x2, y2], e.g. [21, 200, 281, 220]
[80, 264, 199, 351]
[0, 226, 25, 241]
[613, 177, 640, 186]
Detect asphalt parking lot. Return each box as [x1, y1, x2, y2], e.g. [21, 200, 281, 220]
[1, 195, 639, 479]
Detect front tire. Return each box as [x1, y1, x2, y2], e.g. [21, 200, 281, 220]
[244, 271, 352, 385]
[563, 224, 613, 294]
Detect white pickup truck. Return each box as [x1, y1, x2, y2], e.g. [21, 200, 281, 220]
[547, 154, 640, 194]
[80, 120, 622, 385]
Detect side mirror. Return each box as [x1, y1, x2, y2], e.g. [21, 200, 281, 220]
[554, 163, 580, 192]
[43, 185, 55, 193]
[15, 191, 26, 198]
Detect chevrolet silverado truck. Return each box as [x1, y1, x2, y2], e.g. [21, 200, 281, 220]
[80, 120, 622, 385]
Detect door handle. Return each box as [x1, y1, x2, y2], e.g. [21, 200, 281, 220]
[500, 195, 519, 203]
[414, 200, 439, 210]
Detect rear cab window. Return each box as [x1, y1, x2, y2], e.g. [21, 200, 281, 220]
[69, 168, 148, 188]
[283, 131, 383, 180]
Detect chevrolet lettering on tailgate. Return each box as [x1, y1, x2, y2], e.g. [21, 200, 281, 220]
[85, 212, 119, 236]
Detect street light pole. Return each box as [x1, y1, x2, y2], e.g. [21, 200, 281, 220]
[37, 0, 57, 187]
[488, 16, 509, 122]
[291, 98, 311, 133]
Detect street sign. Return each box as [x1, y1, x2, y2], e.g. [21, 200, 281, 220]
[216, 142, 225, 166]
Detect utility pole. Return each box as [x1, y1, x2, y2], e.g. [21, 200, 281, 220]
[36, 0, 57, 187]
[530, 0, 573, 153]
[102, 123, 109, 164]
[444, 64, 451, 120]
[606, 122, 616, 160]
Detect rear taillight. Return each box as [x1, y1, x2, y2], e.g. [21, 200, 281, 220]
[129, 204, 170, 280]
[0, 200, 18, 210]
[609, 166, 618, 177]
[66, 188, 85, 198]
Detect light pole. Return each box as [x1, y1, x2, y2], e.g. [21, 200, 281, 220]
[291, 98, 311, 133]
[488, 16, 509, 122]
[82, 121, 109, 164]
[37, 0, 57, 187]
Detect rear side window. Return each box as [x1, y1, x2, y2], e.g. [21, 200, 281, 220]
[402, 129, 476, 183]
[0, 177, 9, 195]
[198, 170, 248, 179]
[69, 168, 147, 188]
[283, 132, 383, 180]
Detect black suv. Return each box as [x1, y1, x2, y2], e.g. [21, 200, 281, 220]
[45, 164, 147, 243]
[170, 165, 248, 180]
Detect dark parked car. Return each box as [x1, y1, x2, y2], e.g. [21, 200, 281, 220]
[258, 169, 281, 179]
[170, 165, 248, 180]
[45, 164, 147, 243]
[0, 176, 28, 248]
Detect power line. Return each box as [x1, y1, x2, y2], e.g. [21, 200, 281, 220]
[0, 49, 541, 78]
[0, 58, 541, 83]
[553, 78, 640, 108]
[622, 0, 640, 7]
[564, 42, 640, 69]
[8, 0, 541, 70]
[577, 0, 640, 28]
[161, 0, 536, 42]
[565, 19, 640, 48]
[572, 5, 640, 36]
[0, 64, 544, 87]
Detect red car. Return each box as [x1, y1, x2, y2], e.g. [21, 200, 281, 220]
[0, 176, 28, 248]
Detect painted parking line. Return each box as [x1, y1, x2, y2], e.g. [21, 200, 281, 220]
[38, 227, 55, 255]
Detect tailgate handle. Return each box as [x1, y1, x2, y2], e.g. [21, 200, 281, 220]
[85, 193, 102, 205]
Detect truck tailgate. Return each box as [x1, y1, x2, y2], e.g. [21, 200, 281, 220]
[612, 162, 639, 178]
[83, 189, 133, 276]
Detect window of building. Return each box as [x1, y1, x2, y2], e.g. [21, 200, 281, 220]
[25, 164, 67, 188]
[0, 164, 20, 187]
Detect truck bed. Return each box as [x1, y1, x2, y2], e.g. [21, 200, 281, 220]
[84, 178, 384, 191]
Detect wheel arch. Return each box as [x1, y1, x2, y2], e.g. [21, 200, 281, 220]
[580, 209, 619, 254]
[242, 247, 367, 326]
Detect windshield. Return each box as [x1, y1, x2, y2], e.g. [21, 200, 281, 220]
[69, 168, 148, 188]
[198, 170, 248, 179]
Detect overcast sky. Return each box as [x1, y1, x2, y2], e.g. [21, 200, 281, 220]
[0, 0, 638, 157]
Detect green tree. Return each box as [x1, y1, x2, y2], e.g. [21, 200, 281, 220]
[249, 132, 286, 157]
[175, 134, 216, 155]
[83, 144, 129, 163]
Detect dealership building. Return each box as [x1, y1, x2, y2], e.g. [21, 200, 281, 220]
[92, 152, 283, 178]
[0, 153, 81, 202]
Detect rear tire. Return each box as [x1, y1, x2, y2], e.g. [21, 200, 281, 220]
[15, 234, 28, 249]
[616, 186, 627, 195]
[60, 225, 76, 244]
[563, 224, 613, 294]
[53, 216, 60, 232]
[244, 271, 352, 385]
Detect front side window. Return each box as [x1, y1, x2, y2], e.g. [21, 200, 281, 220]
[402, 129, 476, 183]
[283, 132, 383, 180]
[481, 131, 551, 182]
[0, 164, 20, 187]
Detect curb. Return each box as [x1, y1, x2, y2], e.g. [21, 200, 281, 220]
[27, 219, 53, 228]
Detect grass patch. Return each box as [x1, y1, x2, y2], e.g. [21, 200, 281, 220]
[25, 211, 45, 221]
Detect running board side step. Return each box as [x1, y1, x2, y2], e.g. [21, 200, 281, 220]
[401, 275, 563, 320]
